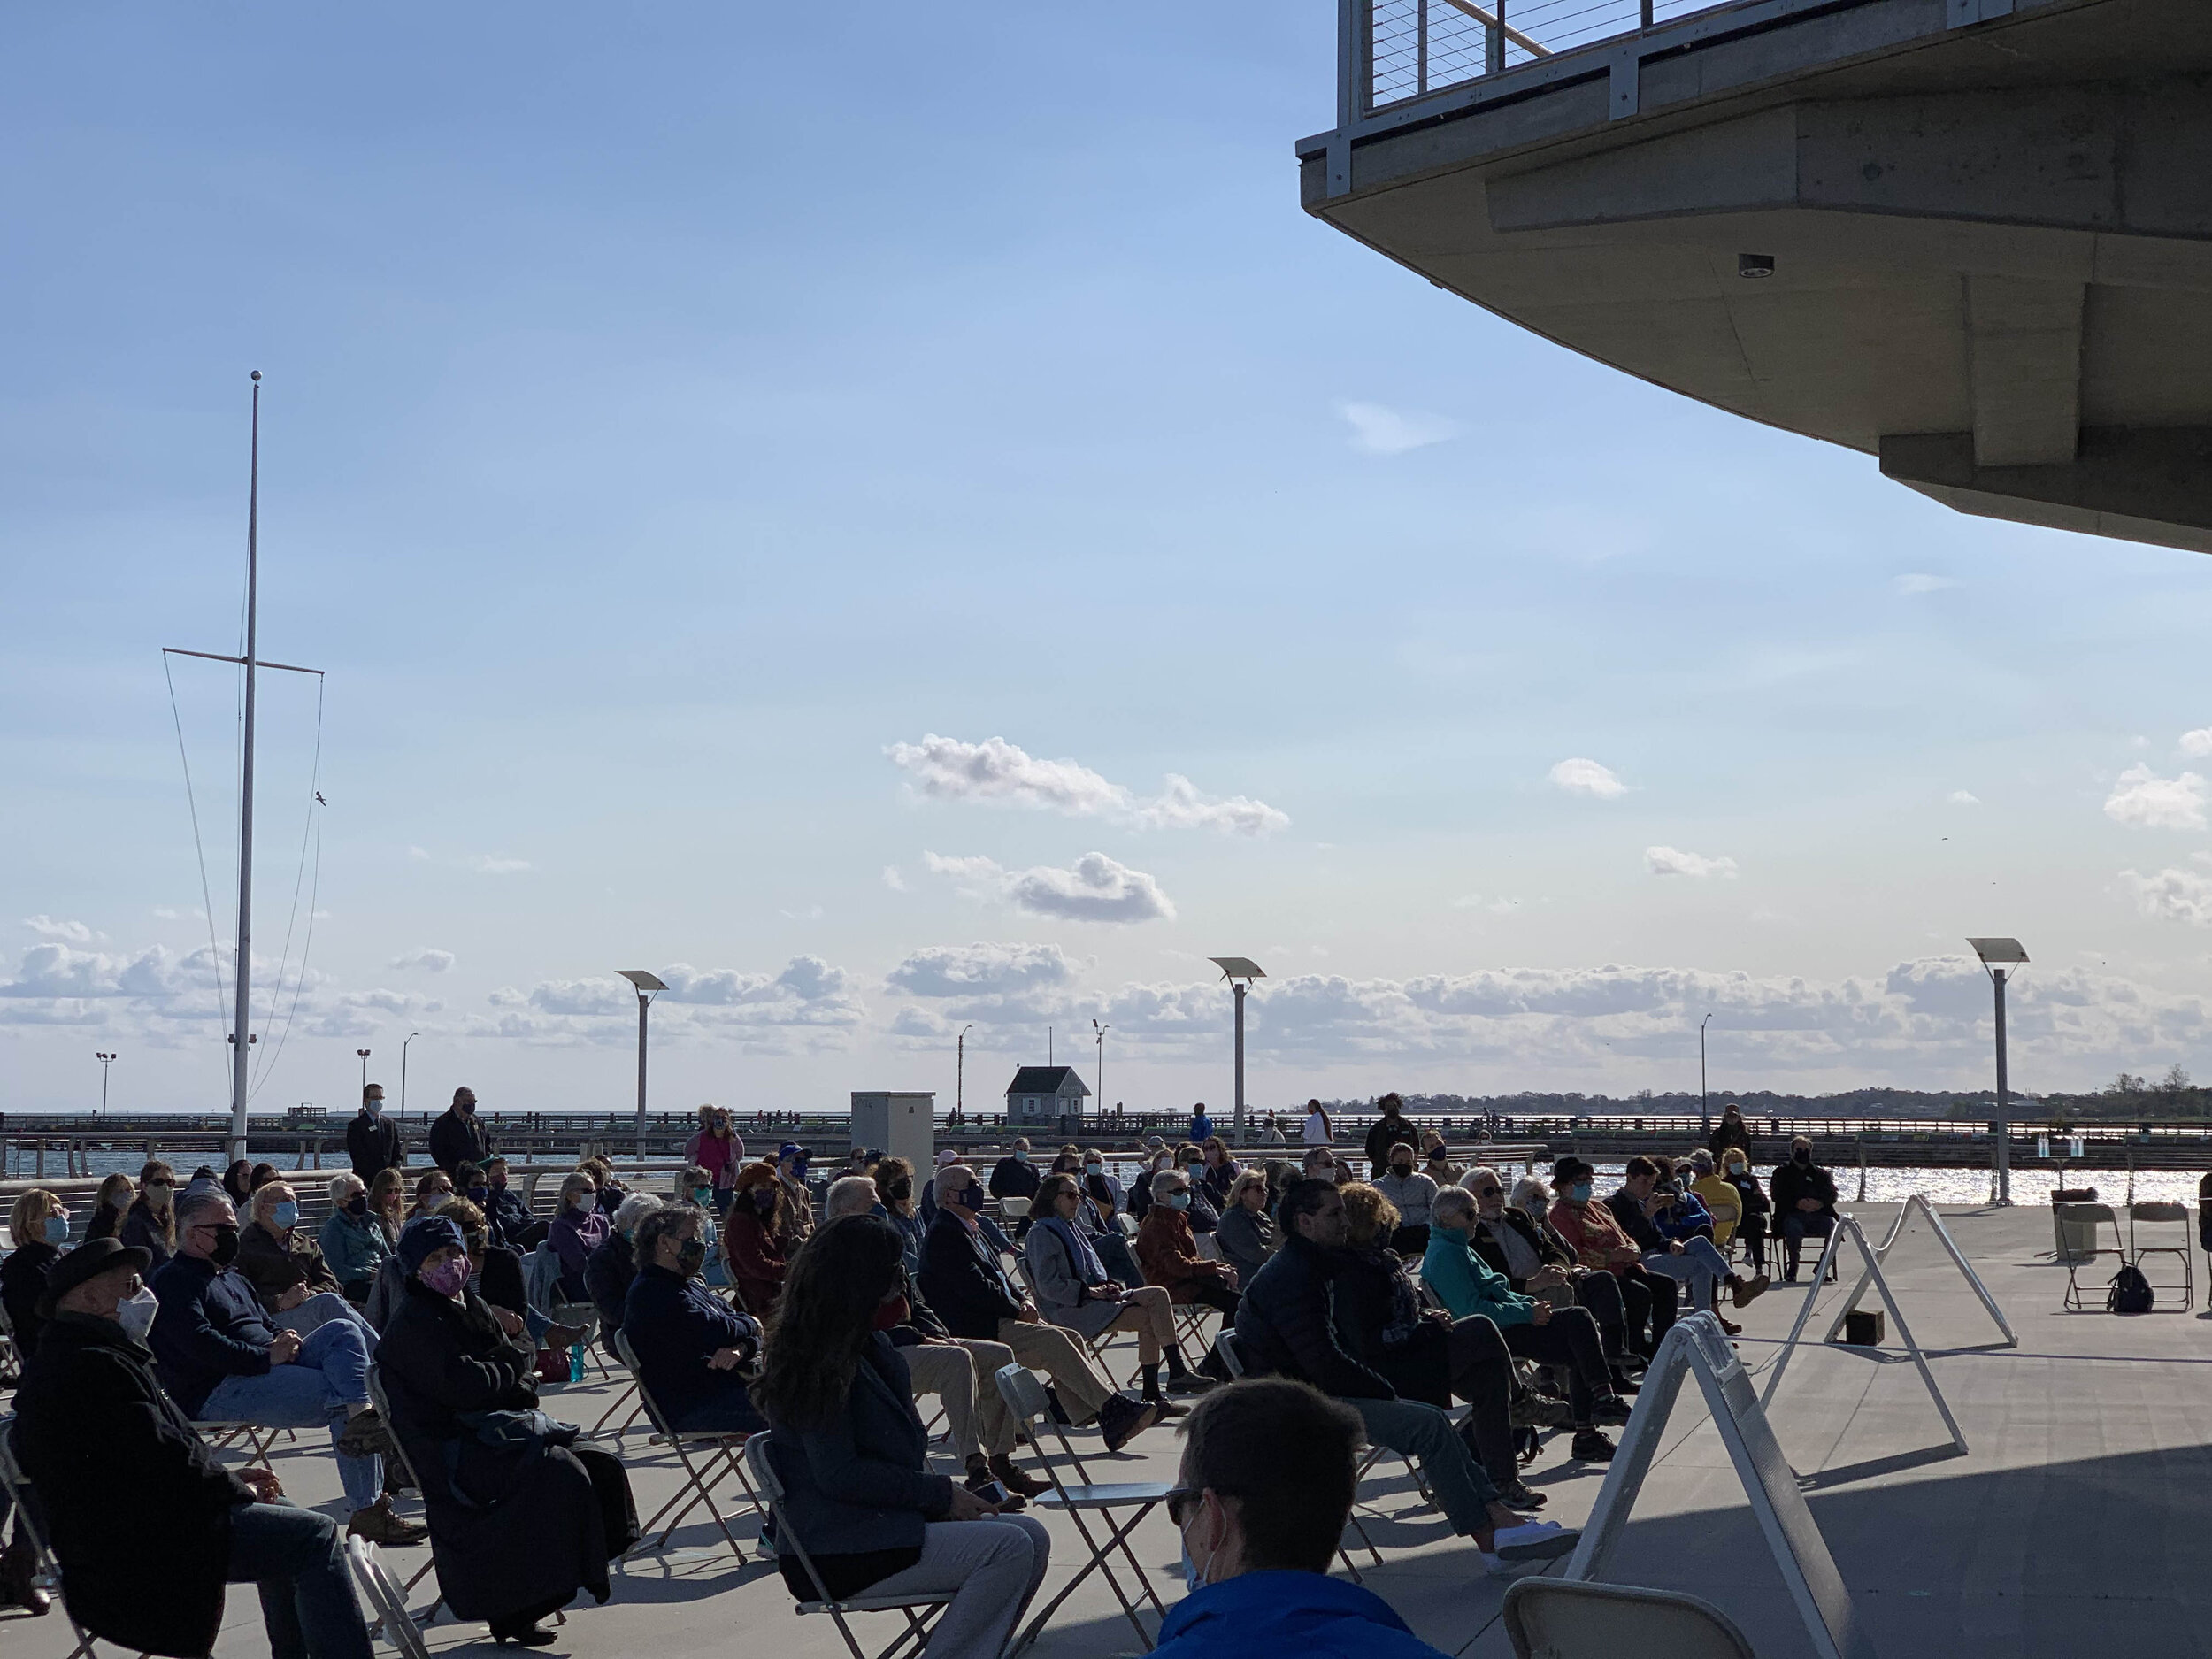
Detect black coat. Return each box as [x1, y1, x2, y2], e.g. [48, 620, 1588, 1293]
[619, 1263, 764, 1428]
[1770, 1159, 1838, 1218]
[1, 1239, 58, 1356]
[583, 1231, 637, 1336]
[12, 1312, 255, 1656]
[1709, 1117, 1753, 1158]
[987, 1156, 1041, 1201]
[427, 1108, 492, 1174]
[346, 1110, 404, 1181]
[1233, 1232, 1396, 1401]
[1328, 1247, 1449, 1408]
[1364, 1116, 1417, 1172]
[484, 1187, 535, 1250]
[118, 1202, 176, 1268]
[916, 1210, 1025, 1340]
[375, 1278, 624, 1622]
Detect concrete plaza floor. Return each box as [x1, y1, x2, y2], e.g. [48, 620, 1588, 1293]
[7, 1201, 2208, 1658]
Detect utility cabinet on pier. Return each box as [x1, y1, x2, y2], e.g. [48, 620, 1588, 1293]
[850, 1091, 935, 1175]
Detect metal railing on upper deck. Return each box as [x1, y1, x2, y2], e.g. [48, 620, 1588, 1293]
[1353, 0, 1733, 117]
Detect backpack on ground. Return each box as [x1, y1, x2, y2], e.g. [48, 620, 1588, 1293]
[2108, 1262, 2154, 1314]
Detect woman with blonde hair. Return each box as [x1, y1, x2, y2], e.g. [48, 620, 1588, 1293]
[83, 1172, 134, 1242]
[119, 1158, 178, 1267]
[2, 1189, 70, 1354]
[367, 1166, 409, 1246]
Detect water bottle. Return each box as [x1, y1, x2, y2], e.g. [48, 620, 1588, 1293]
[569, 1340, 585, 1383]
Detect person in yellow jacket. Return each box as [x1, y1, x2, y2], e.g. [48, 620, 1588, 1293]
[1687, 1150, 1743, 1249]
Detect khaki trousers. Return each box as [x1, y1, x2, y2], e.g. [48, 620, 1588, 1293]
[902, 1339, 1019, 1460]
[995, 1317, 1115, 1422]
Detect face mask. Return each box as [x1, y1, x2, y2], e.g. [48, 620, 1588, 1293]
[1164, 1192, 1191, 1210]
[1794, 1149, 1811, 1164]
[209, 1224, 241, 1267]
[419, 1256, 469, 1297]
[692, 1187, 711, 1205]
[675, 1237, 707, 1277]
[1085, 1161, 1102, 1173]
[43, 1214, 70, 1246]
[752, 1188, 778, 1214]
[272, 1202, 300, 1232]
[116, 1285, 160, 1343]
[1391, 1162, 1413, 1176]
[365, 1099, 382, 1117]
[346, 1194, 369, 1217]
[572, 1194, 595, 1212]
[458, 1100, 475, 1115]
[466, 1186, 489, 1205]
[1013, 1150, 1030, 1164]
[1569, 1182, 1594, 1203]
[887, 1178, 913, 1202]
[145, 1183, 171, 1203]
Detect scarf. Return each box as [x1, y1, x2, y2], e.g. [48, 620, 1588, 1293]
[1037, 1213, 1108, 1284]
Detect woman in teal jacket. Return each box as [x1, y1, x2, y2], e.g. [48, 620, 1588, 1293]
[318, 1172, 392, 1302]
[1423, 1188, 1630, 1461]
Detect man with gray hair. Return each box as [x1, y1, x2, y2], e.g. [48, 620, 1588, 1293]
[824, 1178, 1045, 1500]
[586, 1192, 660, 1339]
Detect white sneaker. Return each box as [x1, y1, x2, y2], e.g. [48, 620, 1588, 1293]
[1491, 1521, 1579, 1562]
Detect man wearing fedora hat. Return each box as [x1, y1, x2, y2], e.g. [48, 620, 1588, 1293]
[11, 1238, 375, 1659]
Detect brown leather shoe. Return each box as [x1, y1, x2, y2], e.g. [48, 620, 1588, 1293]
[0, 1531, 50, 1617]
[987, 1453, 1050, 1501]
[347, 1498, 429, 1548]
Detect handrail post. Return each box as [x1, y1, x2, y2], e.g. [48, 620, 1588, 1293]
[1486, 0, 1506, 73]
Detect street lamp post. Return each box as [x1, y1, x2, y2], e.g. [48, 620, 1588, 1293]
[1092, 1019, 1108, 1120]
[956, 1025, 972, 1121]
[400, 1032, 419, 1118]
[617, 971, 667, 1142]
[1700, 1013, 1713, 1123]
[96, 1051, 117, 1118]
[357, 1049, 371, 1091]
[1969, 938, 2029, 1205]
[1208, 958, 1266, 1147]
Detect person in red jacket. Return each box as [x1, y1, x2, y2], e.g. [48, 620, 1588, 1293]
[721, 1162, 790, 1317]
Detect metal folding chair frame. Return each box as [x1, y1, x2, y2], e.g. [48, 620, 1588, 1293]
[346, 1538, 433, 1659]
[2055, 1203, 2128, 1310]
[992, 1363, 1170, 1652]
[362, 1367, 442, 1606]
[741, 1434, 951, 1659]
[2128, 1202, 2195, 1310]
[610, 1329, 764, 1563]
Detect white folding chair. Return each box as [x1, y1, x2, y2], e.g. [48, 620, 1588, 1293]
[611, 1330, 764, 1563]
[1503, 1578, 1755, 1658]
[345, 1538, 433, 1659]
[0, 1417, 150, 1659]
[742, 1434, 952, 1659]
[362, 1367, 442, 1605]
[2057, 1203, 2127, 1309]
[2130, 1202, 2195, 1310]
[993, 1363, 1171, 1652]
[998, 1196, 1031, 1225]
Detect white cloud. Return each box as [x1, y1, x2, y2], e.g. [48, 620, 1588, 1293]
[468, 854, 532, 875]
[1646, 846, 1739, 879]
[2122, 868, 2212, 926]
[1947, 790, 1981, 806]
[881, 865, 907, 892]
[925, 850, 1176, 924]
[1450, 894, 1517, 914]
[1337, 401, 1459, 456]
[407, 845, 432, 862]
[2180, 728, 2212, 758]
[1548, 758, 1630, 799]
[2103, 765, 2208, 830]
[1893, 573, 1962, 595]
[886, 942, 1077, 1003]
[23, 916, 100, 944]
[887, 735, 1286, 836]
[389, 948, 455, 973]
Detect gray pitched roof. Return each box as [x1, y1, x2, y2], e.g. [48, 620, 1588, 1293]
[1005, 1066, 1091, 1097]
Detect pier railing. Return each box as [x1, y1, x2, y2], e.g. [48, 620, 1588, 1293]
[1351, 0, 1737, 117]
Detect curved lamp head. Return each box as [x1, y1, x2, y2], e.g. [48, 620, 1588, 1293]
[618, 969, 668, 996]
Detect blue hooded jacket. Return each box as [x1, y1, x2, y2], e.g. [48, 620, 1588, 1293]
[1152, 1570, 1450, 1659]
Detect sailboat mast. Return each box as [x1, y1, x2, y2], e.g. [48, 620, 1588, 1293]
[228, 371, 262, 1162]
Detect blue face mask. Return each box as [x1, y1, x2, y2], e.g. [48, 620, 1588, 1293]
[1180, 1540, 1203, 1594]
[364, 1099, 382, 1117]
[1164, 1191, 1191, 1210]
[43, 1214, 70, 1246]
[272, 1202, 300, 1231]
[1569, 1181, 1594, 1203]
[1013, 1150, 1031, 1164]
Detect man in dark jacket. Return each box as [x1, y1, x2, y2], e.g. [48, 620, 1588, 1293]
[479, 1157, 541, 1251]
[1363, 1094, 1418, 1176]
[1770, 1137, 1839, 1280]
[427, 1087, 492, 1174]
[1233, 1180, 1572, 1563]
[918, 1164, 1154, 1450]
[987, 1139, 1042, 1236]
[12, 1238, 374, 1659]
[344, 1084, 402, 1183]
[148, 1187, 421, 1545]
[620, 1206, 764, 1433]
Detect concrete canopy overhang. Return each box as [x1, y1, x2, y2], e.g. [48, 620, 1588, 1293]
[1300, 0, 2212, 553]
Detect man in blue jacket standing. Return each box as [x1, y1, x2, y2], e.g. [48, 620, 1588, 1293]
[1154, 1378, 1452, 1659]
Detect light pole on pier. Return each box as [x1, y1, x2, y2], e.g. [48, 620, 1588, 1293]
[1700, 1013, 1713, 1123]
[1969, 937, 2028, 1205]
[357, 1049, 371, 1091]
[96, 1051, 117, 1118]
[617, 971, 666, 1139]
[957, 1025, 972, 1121]
[1092, 1019, 1108, 1120]
[401, 1032, 418, 1118]
[1209, 958, 1266, 1147]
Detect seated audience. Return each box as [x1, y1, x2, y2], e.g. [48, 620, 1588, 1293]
[1607, 1156, 1762, 1332]
[1232, 1180, 1573, 1566]
[1686, 1150, 1743, 1249]
[1027, 1173, 1205, 1414]
[1214, 1169, 1279, 1279]
[480, 1156, 541, 1250]
[547, 1171, 609, 1304]
[14, 1238, 377, 1659]
[366, 1168, 408, 1248]
[1771, 1137, 1839, 1280]
[919, 1164, 1158, 1451]
[147, 1186, 420, 1544]
[755, 1215, 1053, 1659]
[119, 1158, 179, 1268]
[1465, 1169, 1639, 1387]
[622, 1205, 765, 1434]
[1134, 1170, 1242, 1321]
[586, 1192, 659, 1339]
[579, 1156, 628, 1221]
[987, 1138, 1042, 1236]
[822, 1177, 1044, 1502]
[1718, 1148, 1771, 1272]
[409, 1168, 457, 1220]
[872, 1155, 928, 1271]
[1079, 1148, 1127, 1211]
[238, 1182, 375, 1343]
[1423, 1132, 1463, 1187]
[1301, 1146, 1345, 1186]
[84, 1173, 134, 1242]
[1173, 1145, 1223, 1234]
[319, 1173, 391, 1304]
[724, 1161, 792, 1316]
[772, 1142, 816, 1252]
[1425, 1187, 1631, 1463]
[1374, 1144, 1438, 1254]
[3, 1188, 70, 1355]
[1196, 1139, 1240, 1210]
[1152, 1379, 1454, 1659]
[1075, 1169, 1147, 1285]
[377, 1217, 636, 1645]
[1549, 1156, 1677, 1357]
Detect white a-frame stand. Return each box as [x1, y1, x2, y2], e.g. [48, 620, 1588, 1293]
[1820, 1194, 2017, 1351]
[1757, 1213, 1968, 1455]
[1564, 1313, 1879, 1659]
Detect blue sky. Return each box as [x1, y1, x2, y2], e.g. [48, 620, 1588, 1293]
[10, 4, 2212, 1118]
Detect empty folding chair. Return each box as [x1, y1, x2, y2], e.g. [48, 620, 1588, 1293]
[0, 1416, 149, 1659]
[1503, 1578, 1755, 1659]
[742, 1433, 953, 1659]
[345, 1539, 433, 1659]
[992, 1363, 1171, 1652]
[2130, 1201, 2194, 1310]
[611, 1330, 764, 1563]
[2056, 1202, 2127, 1310]
[999, 1196, 1031, 1226]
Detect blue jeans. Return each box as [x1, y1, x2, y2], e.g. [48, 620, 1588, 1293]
[227, 1500, 373, 1659]
[277, 1290, 379, 1347]
[1642, 1238, 1732, 1314]
[201, 1318, 381, 1512]
[1780, 1210, 1836, 1274]
[1348, 1397, 1500, 1535]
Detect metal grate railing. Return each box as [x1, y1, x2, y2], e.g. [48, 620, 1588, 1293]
[1363, 0, 1734, 113]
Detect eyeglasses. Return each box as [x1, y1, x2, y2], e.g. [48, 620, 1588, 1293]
[1473, 1186, 1502, 1197]
[1164, 1486, 1204, 1526]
